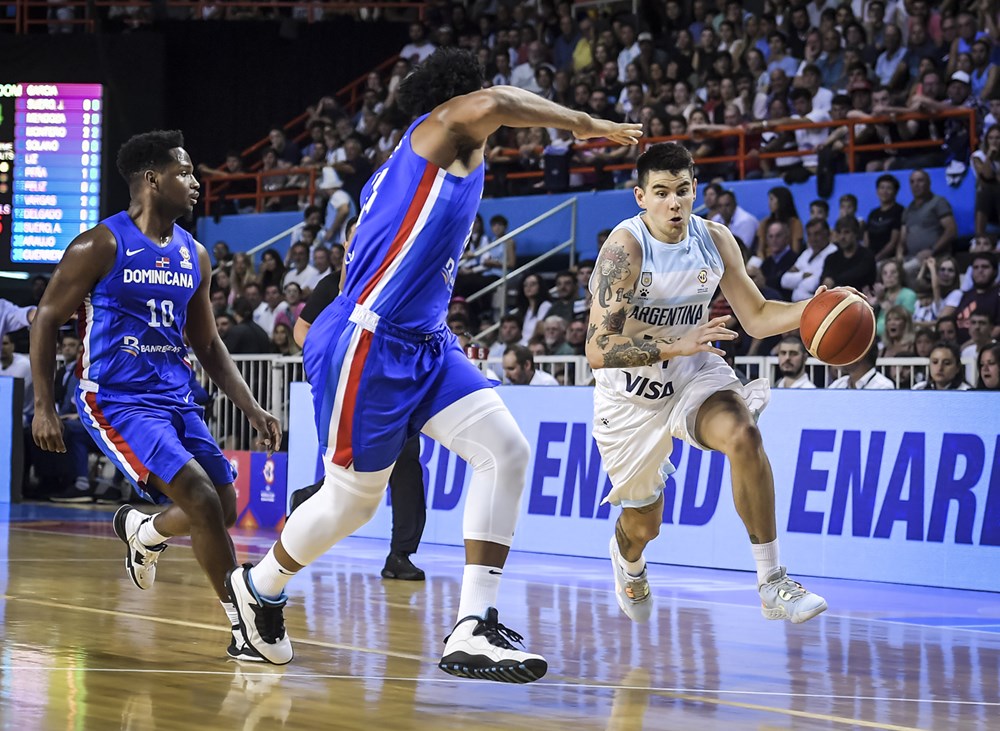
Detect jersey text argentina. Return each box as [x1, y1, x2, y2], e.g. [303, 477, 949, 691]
[589, 213, 724, 404]
[339, 113, 486, 332]
[77, 211, 200, 398]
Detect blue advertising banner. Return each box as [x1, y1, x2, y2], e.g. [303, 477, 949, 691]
[246, 451, 288, 530]
[287, 383, 1000, 591]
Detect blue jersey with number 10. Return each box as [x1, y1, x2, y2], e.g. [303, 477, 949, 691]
[340, 113, 486, 332]
[77, 211, 201, 399]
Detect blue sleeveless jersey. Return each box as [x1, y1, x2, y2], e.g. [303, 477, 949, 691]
[339, 114, 485, 331]
[77, 211, 201, 398]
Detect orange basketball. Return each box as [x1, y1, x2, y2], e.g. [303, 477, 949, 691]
[800, 289, 876, 366]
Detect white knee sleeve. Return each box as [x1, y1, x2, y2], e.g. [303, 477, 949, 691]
[280, 461, 392, 567]
[422, 390, 530, 546]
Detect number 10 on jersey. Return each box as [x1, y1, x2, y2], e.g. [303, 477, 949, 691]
[146, 298, 175, 327]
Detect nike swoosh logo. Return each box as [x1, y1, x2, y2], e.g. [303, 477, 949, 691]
[488, 569, 502, 575]
[126, 248, 144, 256]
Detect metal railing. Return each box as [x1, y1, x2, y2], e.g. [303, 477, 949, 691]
[189, 353, 978, 448]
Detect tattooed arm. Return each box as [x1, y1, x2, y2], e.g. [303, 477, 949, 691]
[585, 230, 738, 369]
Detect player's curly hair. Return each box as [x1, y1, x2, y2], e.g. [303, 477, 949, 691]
[396, 47, 484, 118]
[636, 142, 695, 189]
[116, 130, 185, 182]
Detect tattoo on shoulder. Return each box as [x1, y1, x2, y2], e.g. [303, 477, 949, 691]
[603, 340, 661, 368]
[596, 244, 632, 308]
[602, 307, 627, 334]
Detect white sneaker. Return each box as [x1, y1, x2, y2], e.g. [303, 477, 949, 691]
[227, 564, 293, 665]
[759, 566, 828, 624]
[609, 536, 653, 623]
[227, 625, 269, 663]
[112, 505, 167, 590]
[439, 608, 547, 683]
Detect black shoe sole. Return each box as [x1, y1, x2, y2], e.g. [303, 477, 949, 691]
[437, 657, 547, 684]
[380, 568, 426, 581]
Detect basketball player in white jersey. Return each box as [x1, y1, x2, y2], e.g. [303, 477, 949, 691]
[587, 143, 834, 624]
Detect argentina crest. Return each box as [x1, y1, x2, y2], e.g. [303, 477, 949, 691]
[640, 271, 652, 287]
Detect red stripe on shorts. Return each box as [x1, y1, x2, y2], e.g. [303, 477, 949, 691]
[332, 329, 374, 468]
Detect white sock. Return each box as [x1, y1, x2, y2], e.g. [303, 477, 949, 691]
[455, 565, 502, 623]
[752, 538, 781, 586]
[618, 552, 646, 578]
[249, 547, 298, 600]
[221, 600, 240, 634]
[137, 517, 170, 548]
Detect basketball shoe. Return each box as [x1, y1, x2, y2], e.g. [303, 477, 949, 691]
[758, 566, 828, 624]
[227, 625, 269, 663]
[112, 505, 167, 590]
[609, 536, 654, 622]
[227, 564, 293, 665]
[438, 607, 547, 683]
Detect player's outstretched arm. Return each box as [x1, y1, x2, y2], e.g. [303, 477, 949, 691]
[29, 229, 116, 453]
[414, 86, 642, 167]
[584, 231, 736, 369]
[186, 243, 282, 454]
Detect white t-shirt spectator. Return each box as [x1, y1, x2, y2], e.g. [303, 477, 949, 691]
[530, 369, 559, 386]
[794, 109, 832, 168]
[712, 207, 760, 251]
[254, 301, 290, 337]
[400, 40, 435, 64]
[775, 372, 817, 388]
[828, 368, 896, 389]
[519, 301, 553, 344]
[781, 243, 838, 301]
[283, 265, 321, 292]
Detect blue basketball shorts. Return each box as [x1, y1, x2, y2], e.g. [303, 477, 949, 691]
[303, 297, 494, 473]
[75, 388, 236, 504]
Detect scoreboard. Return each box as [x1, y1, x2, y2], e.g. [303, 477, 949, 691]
[0, 82, 103, 267]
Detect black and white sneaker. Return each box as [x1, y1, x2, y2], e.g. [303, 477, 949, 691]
[226, 564, 293, 665]
[112, 505, 167, 590]
[438, 607, 547, 683]
[226, 625, 269, 663]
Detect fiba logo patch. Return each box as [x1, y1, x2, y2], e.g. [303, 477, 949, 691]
[697, 268, 710, 293]
[261, 458, 276, 503]
[179, 245, 193, 270]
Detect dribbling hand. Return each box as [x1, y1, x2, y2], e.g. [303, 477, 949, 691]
[32, 408, 67, 453]
[251, 409, 283, 456]
[674, 316, 738, 357]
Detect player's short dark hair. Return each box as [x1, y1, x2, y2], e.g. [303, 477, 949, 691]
[396, 47, 484, 117]
[117, 130, 185, 182]
[636, 142, 695, 189]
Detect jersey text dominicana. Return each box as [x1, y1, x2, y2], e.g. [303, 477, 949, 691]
[590, 213, 724, 404]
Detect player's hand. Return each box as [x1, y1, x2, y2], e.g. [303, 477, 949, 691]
[251, 409, 283, 456]
[33, 408, 67, 453]
[575, 119, 643, 146]
[674, 316, 738, 357]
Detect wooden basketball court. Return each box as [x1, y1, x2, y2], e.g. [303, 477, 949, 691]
[1, 503, 997, 730]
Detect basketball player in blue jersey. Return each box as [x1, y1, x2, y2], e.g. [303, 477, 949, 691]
[587, 143, 845, 626]
[30, 130, 282, 661]
[228, 48, 642, 679]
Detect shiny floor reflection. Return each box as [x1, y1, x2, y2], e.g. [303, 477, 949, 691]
[0, 504, 997, 730]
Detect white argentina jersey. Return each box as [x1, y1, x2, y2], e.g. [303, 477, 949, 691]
[590, 213, 724, 404]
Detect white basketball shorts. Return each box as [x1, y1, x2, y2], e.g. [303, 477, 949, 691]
[593, 351, 770, 508]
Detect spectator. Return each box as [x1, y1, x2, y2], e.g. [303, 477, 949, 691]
[488, 315, 523, 360]
[960, 311, 996, 365]
[253, 283, 289, 337]
[977, 342, 1000, 389]
[899, 169, 957, 280]
[912, 258, 944, 327]
[809, 199, 830, 224]
[511, 41, 548, 94]
[565, 319, 587, 356]
[774, 336, 817, 388]
[760, 221, 799, 300]
[197, 152, 256, 216]
[229, 253, 257, 303]
[517, 273, 553, 344]
[223, 297, 273, 354]
[321, 169, 356, 246]
[282, 242, 321, 295]
[828, 342, 896, 389]
[822, 216, 877, 290]
[949, 253, 1000, 343]
[212, 241, 232, 272]
[274, 282, 306, 331]
[713, 190, 760, 252]
[872, 259, 917, 338]
[936, 315, 959, 345]
[267, 127, 301, 167]
[912, 342, 972, 390]
[934, 254, 966, 313]
[502, 344, 559, 385]
[782, 217, 839, 302]
[541, 315, 575, 356]
[271, 322, 301, 357]
[0, 299, 36, 342]
[881, 305, 916, 357]
[548, 270, 584, 322]
[400, 22, 436, 64]
[210, 288, 229, 317]
[970, 39, 999, 101]
[914, 328, 936, 359]
[874, 24, 908, 88]
[258, 248, 286, 293]
[215, 313, 233, 339]
[47, 333, 99, 503]
[333, 137, 374, 209]
[972, 124, 1000, 238]
[312, 247, 333, 283]
[0, 334, 33, 430]
[616, 22, 641, 80]
[755, 186, 804, 259]
[243, 281, 263, 314]
[866, 174, 905, 261]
